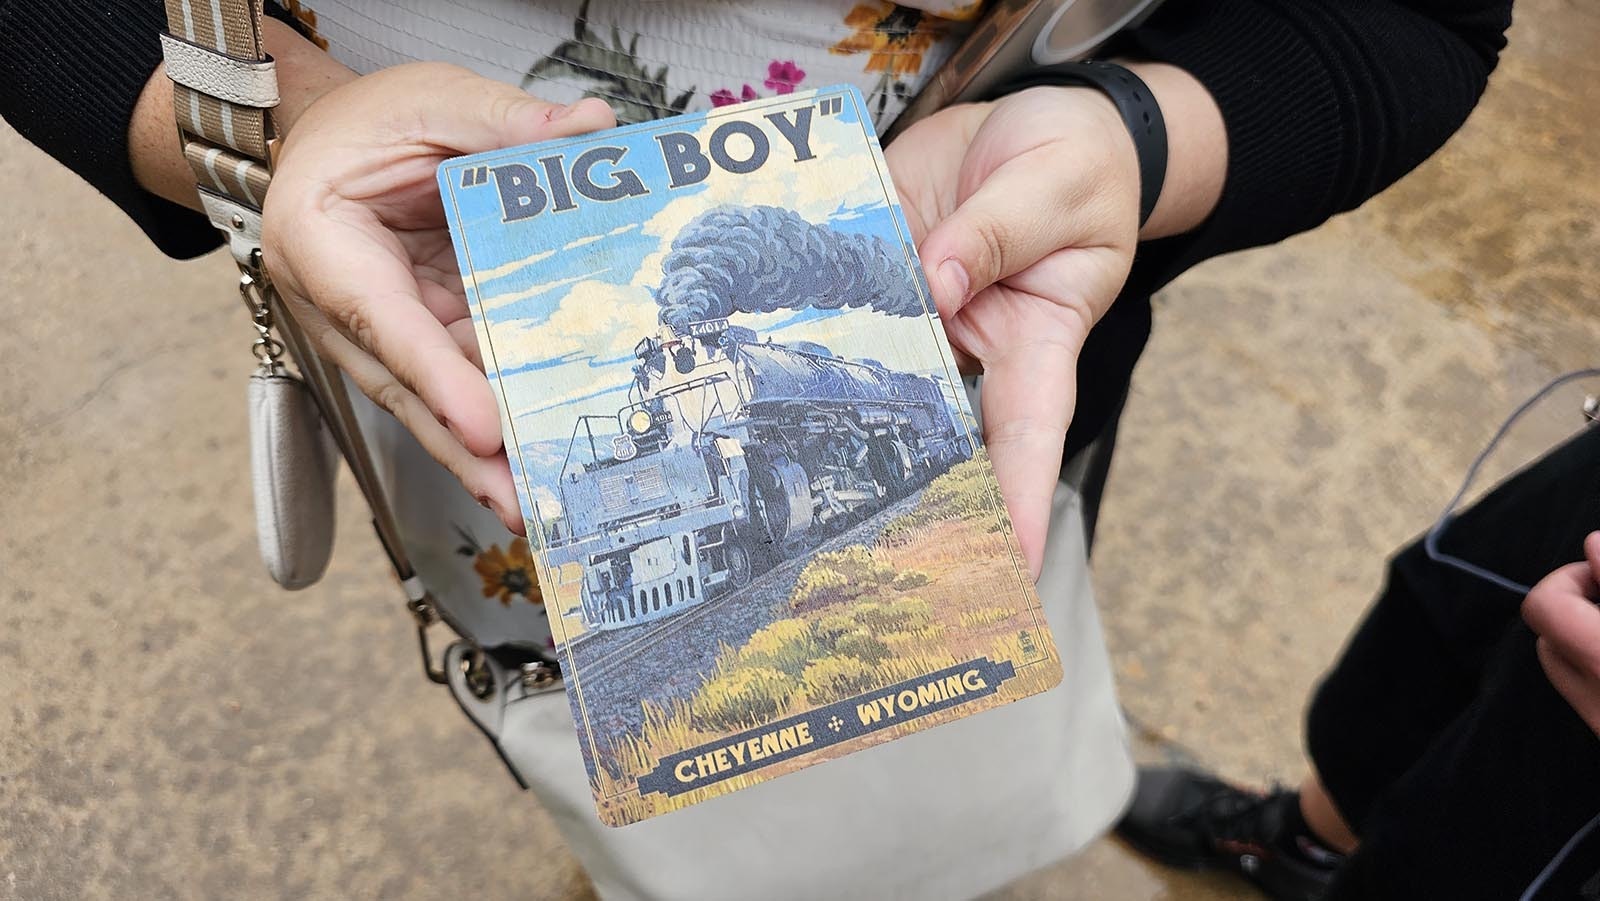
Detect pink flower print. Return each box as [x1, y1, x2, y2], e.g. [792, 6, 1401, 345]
[710, 84, 763, 107]
[765, 60, 806, 94]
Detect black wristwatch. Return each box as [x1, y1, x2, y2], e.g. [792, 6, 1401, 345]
[983, 61, 1168, 228]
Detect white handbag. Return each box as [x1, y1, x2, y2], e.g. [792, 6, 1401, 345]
[444, 465, 1134, 901]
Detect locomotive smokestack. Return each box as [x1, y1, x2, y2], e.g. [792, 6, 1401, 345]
[655, 205, 931, 330]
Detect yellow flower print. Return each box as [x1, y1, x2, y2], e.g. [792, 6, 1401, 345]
[831, 2, 950, 78]
[474, 537, 543, 606]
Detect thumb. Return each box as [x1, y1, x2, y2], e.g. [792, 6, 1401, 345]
[370, 63, 617, 153]
[1585, 531, 1600, 584]
[918, 147, 1133, 321]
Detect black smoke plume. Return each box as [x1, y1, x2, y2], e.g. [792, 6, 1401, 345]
[655, 205, 930, 330]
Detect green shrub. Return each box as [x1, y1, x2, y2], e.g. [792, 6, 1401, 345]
[695, 666, 798, 731]
[823, 545, 897, 585]
[856, 596, 933, 633]
[815, 612, 859, 643]
[736, 619, 824, 678]
[833, 629, 891, 665]
[801, 655, 879, 705]
[790, 546, 901, 611]
[850, 601, 885, 629]
[881, 452, 1003, 537]
[891, 569, 930, 590]
[790, 565, 851, 609]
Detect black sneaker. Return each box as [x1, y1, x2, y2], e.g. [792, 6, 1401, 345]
[1115, 766, 1340, 901]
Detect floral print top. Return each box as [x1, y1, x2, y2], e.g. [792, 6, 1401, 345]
[283, 1, 984, 129]
[281, 0, 986, 654]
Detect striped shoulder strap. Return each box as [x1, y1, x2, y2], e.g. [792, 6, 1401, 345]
[159, 0, 276, 265]
[154, 1, 469, 683]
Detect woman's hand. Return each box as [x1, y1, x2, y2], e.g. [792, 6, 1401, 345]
[886, 65, 1224, 578]
[888, 86, 1137, 578]
[1523, 531, 1600, 737]
[261, 63, 616, 531]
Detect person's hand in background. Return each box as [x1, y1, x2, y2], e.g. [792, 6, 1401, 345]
[261, 64, 615, 531]
[885, 63, 1225, 578]
[1523, 530, 1600, 736]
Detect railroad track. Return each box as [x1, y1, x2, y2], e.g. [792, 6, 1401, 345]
[566, 491, 924, 686]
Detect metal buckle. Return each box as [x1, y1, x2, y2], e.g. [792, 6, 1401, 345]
[520, 660, 562, 694]
[238, 249, 285, 376]
[407, 595, 452, 686]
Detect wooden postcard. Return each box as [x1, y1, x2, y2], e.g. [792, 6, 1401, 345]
[439, 85, 1062, 827]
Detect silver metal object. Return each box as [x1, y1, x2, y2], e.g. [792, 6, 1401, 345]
[461, 648, 495, 699]
[404, 597, 454, 685]
[520, 661, 562, 693]
[238, 250, 285, 376]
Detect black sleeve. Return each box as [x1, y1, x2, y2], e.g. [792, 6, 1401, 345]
[1124, 0, 1513, 281]
[0, 1, 301, 259]
[1059, 0, 1510, 458]
[0, 1, 217, 257]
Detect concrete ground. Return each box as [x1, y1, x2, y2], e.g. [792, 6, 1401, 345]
[3, 2, 1598, 897]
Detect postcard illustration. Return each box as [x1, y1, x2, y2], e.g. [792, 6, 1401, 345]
[439, 85, 1062, 827]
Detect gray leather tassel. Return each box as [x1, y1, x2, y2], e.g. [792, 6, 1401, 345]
[248, 371, 339, 589]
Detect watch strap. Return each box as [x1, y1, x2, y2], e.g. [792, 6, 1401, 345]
[986, 60, 1167, 228]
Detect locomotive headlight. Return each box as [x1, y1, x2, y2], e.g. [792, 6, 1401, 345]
[627, 409, 654, 435]
[612, 434, 638, 461]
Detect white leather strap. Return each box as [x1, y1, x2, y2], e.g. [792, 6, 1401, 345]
[160, 32, 280, 108]
[198, 188, 263, 266]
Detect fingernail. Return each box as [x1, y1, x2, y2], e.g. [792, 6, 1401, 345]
[938, 259, 969, 306]
[547, 102, 576, 121]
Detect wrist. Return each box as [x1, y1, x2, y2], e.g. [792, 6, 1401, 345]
[1117, 60, 1226, 240]
[261, 19, 359, 138]
[129, 17, 356, 211]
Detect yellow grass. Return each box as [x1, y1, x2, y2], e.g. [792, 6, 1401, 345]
[959, 605, 1016, 630]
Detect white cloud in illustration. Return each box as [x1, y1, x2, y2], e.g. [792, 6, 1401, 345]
[493, 278, 662, 373]
[472, 222, 640, 286]
[477, 268, 609, 313]
[473, 247, 556, 283]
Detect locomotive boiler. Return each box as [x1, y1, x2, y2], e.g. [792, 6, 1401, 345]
[542, 319, 972, 631]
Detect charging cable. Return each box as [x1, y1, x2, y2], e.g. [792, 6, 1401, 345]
[1424, 367, 1600, 595]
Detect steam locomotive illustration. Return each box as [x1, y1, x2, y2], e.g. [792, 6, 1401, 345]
[542, 319, 973, 631]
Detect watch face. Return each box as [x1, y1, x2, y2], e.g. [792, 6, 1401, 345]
[1033, 0, 1166, 64]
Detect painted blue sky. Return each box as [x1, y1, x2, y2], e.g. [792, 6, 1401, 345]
[441, 87, 965, 516]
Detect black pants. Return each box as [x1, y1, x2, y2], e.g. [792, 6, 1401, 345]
[1307, 426, 1600, 899]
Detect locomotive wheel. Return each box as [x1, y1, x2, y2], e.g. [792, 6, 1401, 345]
[726, 541, 753, 588]
[868, 437, 915, 499]
[746, 453, 811, 545]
